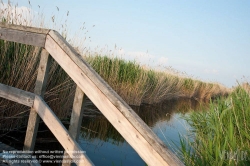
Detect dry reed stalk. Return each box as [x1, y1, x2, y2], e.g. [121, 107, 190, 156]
[0, 0, 231, 131]
[0, 1, 84, 129]
[241, 82, 250, 95]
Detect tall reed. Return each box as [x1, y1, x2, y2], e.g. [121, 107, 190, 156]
[178, 84, 250, 165]
[0, 40, 76, 129]
[86, 55, 148, 105]
[0, 0, 230, 130]
[0, 1, 78, 130]
[86, 55, 229, 105]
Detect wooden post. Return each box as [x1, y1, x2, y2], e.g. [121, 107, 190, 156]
[62, 86, 86, 166]
[23, 49, 51, 151]
[33, 96, 94, 166]
[69, 86, 86, 141]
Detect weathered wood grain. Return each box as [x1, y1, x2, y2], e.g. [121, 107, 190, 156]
[45, 32, 183, 166]
[62, 86, 86, 166]
[0, 23, 49, 34]
[33, 49, 52, 97]
[24, 49, 51, 151]
[0, 28, 45, 47]
[0, 23, 49, 47]
[33, 96, 94, 166]
[69, 86, 86, 141]
[0, 83, 34, 107]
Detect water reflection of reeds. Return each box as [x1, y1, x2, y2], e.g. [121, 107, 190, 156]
[81, 98, 208, 144]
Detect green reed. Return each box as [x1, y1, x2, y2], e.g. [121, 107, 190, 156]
[179, 84, 250, 165]
[86, 55, 229, 105]
[0, 0, 230, 130]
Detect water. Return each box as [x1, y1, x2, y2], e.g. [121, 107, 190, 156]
[79, 99, 205, 165]
[0, 99, 205, 165]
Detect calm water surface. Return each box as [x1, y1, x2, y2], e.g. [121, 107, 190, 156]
[0, 99, 206, 166]
[79, 99, 205, 166]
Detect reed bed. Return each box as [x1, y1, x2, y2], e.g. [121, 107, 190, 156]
[0, 41, 229, 129]
[178, 84, 250, 165]
[0, 1, 78, 130]
[0, 40, 76, 129]
[86, 55, 229, 105]
[86, 56, 148, 105]
[0, 1, 229, 131]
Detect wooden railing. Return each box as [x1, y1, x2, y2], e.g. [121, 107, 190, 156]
[0, 23, 183, 166]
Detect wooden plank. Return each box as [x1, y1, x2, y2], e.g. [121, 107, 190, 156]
[34, 49, 51, 98]
[45, 32, 183, 166]
[23, 49, 51, 151]
[0, 23, 49, 47]
[0, 142, 40, 166]
[62, 86, 86, 166]
[0, 142, 16, 153]
[0, 83, 34, 107]
[0, 28, 46, 47]
[33, 95, 94, 166]
[0, 23, 49, 34]
[68, 86, 86, 141]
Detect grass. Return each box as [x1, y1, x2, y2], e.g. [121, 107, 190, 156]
[0, 0, 229, 131]
[178, 83, 250, 165]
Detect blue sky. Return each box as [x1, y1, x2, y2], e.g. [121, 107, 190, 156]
[2, 0, 250, 87]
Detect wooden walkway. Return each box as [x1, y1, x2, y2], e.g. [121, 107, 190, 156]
[0, 142, 40, 166]
[0, 142, 16, 152]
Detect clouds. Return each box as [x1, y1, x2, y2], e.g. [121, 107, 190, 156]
[95, 47, 171, 69]
[126, 51, 155, 64]
[204, 69, 219, 74]
[157, 57, 169, 65]
[0, 2, 33, 25]
[124, 51, 169, 68]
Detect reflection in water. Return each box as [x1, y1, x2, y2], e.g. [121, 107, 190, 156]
[81, 98, 206, 142]
[79, 99, 208, 165]
[132, 98, 204, 127]
[0, 98, 208, 165]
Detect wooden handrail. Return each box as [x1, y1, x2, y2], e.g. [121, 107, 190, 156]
[0, 83, 34, 107]
[0, 83, 93, 166]
[34, 96, 93, 166]
[0, 22, 183, 166]
[0, 23, 49, 47]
